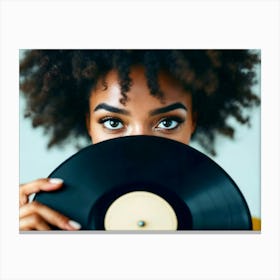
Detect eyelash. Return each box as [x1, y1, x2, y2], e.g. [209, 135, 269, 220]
[98, 117, 124, 130]
[156, 116, 184, 131]
[98, 116, 185, 131]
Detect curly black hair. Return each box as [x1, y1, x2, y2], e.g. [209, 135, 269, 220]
[19, 50, 260, 155]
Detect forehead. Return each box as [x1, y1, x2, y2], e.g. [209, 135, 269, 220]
[91, 65, 192, 106]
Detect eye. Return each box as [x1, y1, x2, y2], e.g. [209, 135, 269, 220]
[156, 117, 183, 130]
[100, 118, 124, 130]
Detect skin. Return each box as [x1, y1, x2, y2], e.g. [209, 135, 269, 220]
[87, 66, 196, 144]
[19, 66, 196, 230]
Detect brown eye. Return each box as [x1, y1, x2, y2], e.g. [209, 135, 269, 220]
[156, 118, 182, 130]
[101, 118, 124, 130]
[161, 119, 174, 128]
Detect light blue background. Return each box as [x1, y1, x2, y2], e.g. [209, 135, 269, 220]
[19, 52, 261, 218]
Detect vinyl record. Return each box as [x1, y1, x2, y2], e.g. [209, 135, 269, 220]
[34, 135, 252, 230]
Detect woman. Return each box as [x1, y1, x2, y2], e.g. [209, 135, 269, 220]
[19, 50, 260, 230]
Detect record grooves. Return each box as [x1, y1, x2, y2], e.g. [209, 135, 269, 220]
[34, 135, 252, 230]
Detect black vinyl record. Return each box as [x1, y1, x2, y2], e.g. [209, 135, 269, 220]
[34, 135, 252, 230]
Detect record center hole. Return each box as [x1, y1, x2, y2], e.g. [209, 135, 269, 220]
[137, 220, 146, 227]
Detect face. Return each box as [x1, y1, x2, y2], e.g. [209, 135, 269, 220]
[87, 66, 196, 145]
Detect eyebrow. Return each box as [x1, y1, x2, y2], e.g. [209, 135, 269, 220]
[94, 103, 130, 115]
[93, 102, 187, 116]
[149, 102, 187, 116]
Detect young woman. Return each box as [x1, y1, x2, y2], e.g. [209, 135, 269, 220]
[19, 50, 260, 230]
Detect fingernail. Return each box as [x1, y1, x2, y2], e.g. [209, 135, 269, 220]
[49, 178, 64, 184]
[68, 220, 81, 230]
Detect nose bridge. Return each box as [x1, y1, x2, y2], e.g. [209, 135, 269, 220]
[130, 122, 151, 136]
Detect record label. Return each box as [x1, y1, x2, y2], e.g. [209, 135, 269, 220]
[104, 191, 178, 230]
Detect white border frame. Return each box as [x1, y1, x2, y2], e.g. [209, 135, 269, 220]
[1, 1, 279, 279]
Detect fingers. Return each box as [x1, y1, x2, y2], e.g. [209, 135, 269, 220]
[20, 214, 52, 230]
[19, 178, 63, 206]
[19, 178, 82, 231]
[20, 201, 81, 231]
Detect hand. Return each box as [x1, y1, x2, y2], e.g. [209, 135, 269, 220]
[19, 178, 81, 231]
